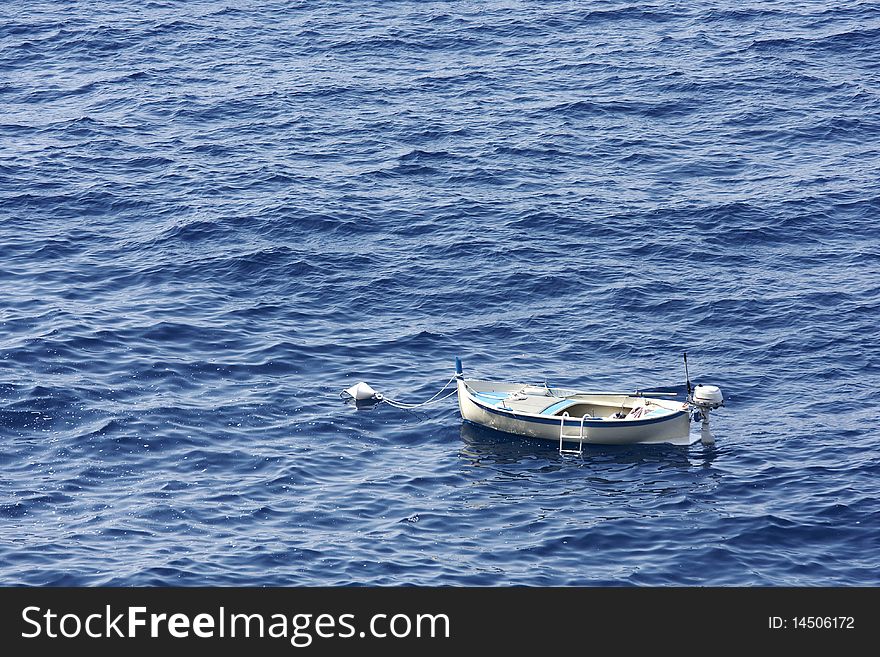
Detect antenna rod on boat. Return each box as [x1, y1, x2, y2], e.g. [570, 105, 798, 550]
[683, 352, 692, 396]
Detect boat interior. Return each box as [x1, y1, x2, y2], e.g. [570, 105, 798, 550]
[464, 379, 676, 421]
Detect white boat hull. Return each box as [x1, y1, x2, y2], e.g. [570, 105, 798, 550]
[457, 378, 695, 446]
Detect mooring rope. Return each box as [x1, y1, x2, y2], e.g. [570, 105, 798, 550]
[379, 374, 459, 410]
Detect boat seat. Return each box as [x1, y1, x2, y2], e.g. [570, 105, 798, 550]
[471, 391, 511, 406]
[539, 399, 580, 415]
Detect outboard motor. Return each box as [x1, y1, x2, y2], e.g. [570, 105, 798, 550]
[683, 353, 724, 445]
[690, 384, 724, 445]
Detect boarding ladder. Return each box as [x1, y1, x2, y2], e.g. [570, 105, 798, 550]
[558, 412, 589, 456]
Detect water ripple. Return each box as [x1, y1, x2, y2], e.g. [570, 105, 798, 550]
[1, 0, 879, 586]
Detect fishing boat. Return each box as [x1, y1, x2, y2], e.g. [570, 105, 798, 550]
[453, 357, 723, 452]
[341, 355, 724, 453]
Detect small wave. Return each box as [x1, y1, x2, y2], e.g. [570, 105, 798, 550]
[1, 0, 878, 588]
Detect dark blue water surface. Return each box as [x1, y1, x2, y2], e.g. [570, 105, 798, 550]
[2, 1, 879, 586]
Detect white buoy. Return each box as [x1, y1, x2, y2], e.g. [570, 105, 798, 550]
[342, 382, 380, 401]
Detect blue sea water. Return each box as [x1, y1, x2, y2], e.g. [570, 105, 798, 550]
[1, 0, 879, 586]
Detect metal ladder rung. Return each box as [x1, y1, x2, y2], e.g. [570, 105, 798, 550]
[558, 412, 589, 456]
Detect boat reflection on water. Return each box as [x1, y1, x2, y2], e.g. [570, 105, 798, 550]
[458, 420, 716, 471]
